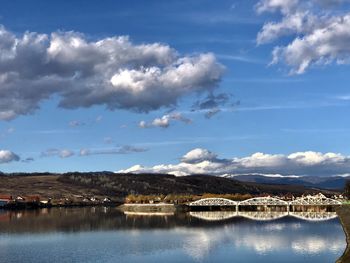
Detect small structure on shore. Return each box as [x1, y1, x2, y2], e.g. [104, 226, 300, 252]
[0, 195, 12, 207]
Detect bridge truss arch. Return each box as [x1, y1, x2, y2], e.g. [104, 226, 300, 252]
[238, 196, 289, 206]
[189, 198, 237, 207]
[289, 193, 342, 206]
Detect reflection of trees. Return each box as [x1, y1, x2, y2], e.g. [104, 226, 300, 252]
[0, 207, 187, 233]
[0, 208, 343, 234]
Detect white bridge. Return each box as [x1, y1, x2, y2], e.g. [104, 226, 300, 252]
[188, 193, 342, 208]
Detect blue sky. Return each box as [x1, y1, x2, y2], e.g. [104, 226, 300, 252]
[1, 0, 350, 176]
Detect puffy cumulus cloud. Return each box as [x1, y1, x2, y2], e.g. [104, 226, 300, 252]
[257, 11, 319, 45]
[41, 148, 74, 158]
[237, 152, 288, 167]
[0, 150, 20, 164]
[181, 148, 218, 163]
[288, 151, 345, 165]
[272, 14, 350, 74]
[79, 145, 148, 156]
[0, 25, 224, 120]
[256, 0, 350, 74]
[117, 148, 350, 177]
[139, 112, 192, 128]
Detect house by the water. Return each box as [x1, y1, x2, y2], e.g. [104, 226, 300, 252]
[0, 195, 12, 207]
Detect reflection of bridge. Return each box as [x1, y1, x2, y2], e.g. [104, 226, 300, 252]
[189, 211, 237, 221]
[124, 211, 175, 216]
[189, 211, 338, 222]
[188, 194, 342, 212]
[289, 211, 338, 221]
[238, 211, 289, 221]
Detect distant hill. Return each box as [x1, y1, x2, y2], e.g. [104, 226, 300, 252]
[222, 174, 348, 190]
[58, 172, 338, 196]
[0, 172, 340, 199]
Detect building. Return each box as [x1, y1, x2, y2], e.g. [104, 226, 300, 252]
[0, 195, 12, 207]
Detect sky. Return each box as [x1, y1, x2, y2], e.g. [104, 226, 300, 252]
[1, 0, 350, 177]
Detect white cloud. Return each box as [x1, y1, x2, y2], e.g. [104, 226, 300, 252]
[257, 11, 318, 45]
[41, 148, 74, 158]
[256, 0, 350, 74]
[0, 25, 224, 120]
[139, 112, 192, 128]
[59, 149, 75, 158]
[79, 145, 148, 156]
[272, 14, 350, 74]
[0, 150, 20, 164]
[255, 0, 299, 15]
[181, 148, 218, 163]
[117, 148, 350, 177]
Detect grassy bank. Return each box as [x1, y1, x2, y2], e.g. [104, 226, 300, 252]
[336, 206, 350, 263]
[119, 203, 176, 213]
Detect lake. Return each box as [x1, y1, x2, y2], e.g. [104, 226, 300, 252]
[0, 207, 346, 263]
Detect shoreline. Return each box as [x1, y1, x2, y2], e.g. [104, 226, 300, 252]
[336, 206, 350, 263]
[0, 201, 121, 210]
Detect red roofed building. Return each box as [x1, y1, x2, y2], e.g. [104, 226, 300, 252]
[0, 195, 12, 207]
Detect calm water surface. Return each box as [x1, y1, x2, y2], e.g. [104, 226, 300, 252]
[0, 207, 346, 263]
